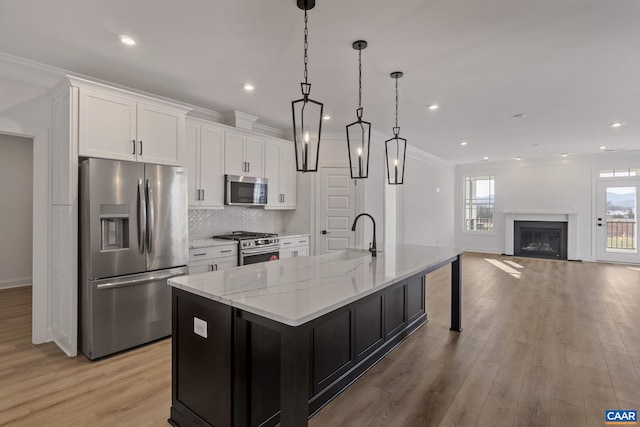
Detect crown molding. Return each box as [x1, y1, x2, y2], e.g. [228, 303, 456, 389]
[0, 52, 66, 90]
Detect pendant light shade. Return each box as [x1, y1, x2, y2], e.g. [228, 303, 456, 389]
[292, 0, 323, 173]
[385, 71, 407, 185]
[346, 40, 371, 179]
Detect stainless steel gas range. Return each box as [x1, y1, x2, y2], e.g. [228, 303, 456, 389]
[213, 231, 280, 265]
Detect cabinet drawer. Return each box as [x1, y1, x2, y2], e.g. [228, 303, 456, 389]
[189, 245, 237, 262]
[279, 236, 310, 248]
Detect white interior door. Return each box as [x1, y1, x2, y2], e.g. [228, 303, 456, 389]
[596, 180, 639, 263]
[318, 167, 356, 254]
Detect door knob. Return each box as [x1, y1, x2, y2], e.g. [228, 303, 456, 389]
[321, 230, 330, 235]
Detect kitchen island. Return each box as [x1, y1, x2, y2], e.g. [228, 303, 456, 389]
[167, 244, 463, 427]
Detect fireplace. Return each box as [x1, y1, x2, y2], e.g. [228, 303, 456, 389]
[514, 221, 568, 260]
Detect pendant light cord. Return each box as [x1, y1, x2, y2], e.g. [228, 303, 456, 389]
[395, 75, 399, 129]
[303, 9, 309, 85]
[358, 48, 362, 109]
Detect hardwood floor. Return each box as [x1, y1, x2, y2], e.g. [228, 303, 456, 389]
[1, 253, 639, 426]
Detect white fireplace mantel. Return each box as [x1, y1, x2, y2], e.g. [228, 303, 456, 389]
[504, 212, 578, 260]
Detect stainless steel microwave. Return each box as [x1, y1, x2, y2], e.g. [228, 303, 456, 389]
[225, 175, 268, 206]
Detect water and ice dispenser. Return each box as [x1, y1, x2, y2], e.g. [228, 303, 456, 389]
[99, 205, 129, 251]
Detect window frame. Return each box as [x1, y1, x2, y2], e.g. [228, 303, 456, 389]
[463, 175, 495, 234]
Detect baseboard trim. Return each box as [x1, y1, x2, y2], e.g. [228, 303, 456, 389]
[0, 277, 32, 289]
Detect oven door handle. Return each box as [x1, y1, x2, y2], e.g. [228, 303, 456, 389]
[242, 248, 280, 255]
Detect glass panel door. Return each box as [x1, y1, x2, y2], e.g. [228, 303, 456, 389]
[596, 181, 639, 263]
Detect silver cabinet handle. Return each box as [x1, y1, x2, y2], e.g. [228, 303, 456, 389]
[196, 189, 200, 201]
[220, 249, 233, 253]
[299, 240, 307, 243]
[137, 179, 146, 255]
[132, 139, 136, 155]
[193, 252, 207, 256]
[283, 242, 292, 245]
[208, 264, 214, 272]
[247, 162, 250, 173]
[201, 189, 205, 200]
[139, 140, 143, 156]
[214, 264, 218, 271]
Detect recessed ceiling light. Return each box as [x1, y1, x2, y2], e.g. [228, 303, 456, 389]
[515, 157, 522, 161]
[460, 141, 468, 146]
[610, 122, 624, 128]
[120, 36, 136, 46]
[561, 153, 569, 157]
[243, 83, 255, 92]
[482, 156, 489, 161]
[599, 146, 607, 150]
[322, 115, 331, 121]
[428, 104, 439, 111]
[512, 113, 526, 119]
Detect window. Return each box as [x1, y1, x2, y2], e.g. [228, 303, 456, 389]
[465, 175, 494, 232]
[599, 168, 639, 178]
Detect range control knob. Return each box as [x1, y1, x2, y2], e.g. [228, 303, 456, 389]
[242, 242, 248, 247]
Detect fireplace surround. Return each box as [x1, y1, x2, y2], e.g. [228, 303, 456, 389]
[504, 212, 578, 260]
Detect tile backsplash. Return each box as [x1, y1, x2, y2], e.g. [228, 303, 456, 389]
[188, 207, 285, 239]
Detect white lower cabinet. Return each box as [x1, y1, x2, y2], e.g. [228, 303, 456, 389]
[279, 236, 310, 259]
[189, 245, 238, 274]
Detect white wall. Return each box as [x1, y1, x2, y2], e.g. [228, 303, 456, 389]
[0, 134, 33, 288]
[398, 147, 456, 247]
[455, 151, 640, 260]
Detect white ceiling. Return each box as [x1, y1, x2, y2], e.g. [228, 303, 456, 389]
[1, 0, 639, 164]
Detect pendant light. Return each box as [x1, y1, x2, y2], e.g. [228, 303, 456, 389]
[292, 0, 323, 173]
[346, 40, 371, 179]
[385, 71, 407, 185]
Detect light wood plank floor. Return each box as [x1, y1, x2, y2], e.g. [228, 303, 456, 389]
[1, 253, 639, 426]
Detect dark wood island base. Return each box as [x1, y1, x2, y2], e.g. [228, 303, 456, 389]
[169, 253, 462, 427]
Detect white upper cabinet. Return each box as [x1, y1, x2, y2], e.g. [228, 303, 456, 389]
[224, 131, 264, 178]
[186, 119, 225, 208]
[79, 89, 136, 162]
[265, 139, 296, 209]
[78, 84, 187, 166]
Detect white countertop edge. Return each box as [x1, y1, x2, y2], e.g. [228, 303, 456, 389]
[189, 238, 238, 249]
[278, 233, 311, 239]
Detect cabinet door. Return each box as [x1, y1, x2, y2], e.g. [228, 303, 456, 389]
[296, 246, 309, 257]
[279, 248, 294, 259]
[280, 143, 296, 208]
[189, 259, 214, 275]
[264, 141, 281, 207]
[78, 88, 137, 161]
[213, 257, 237, 270]
[185, 123, 200, 207]
[245, 136, 264, 177]
[199, 125, 225, 208]
[224, 132, 245, 176]
[137, 102, 185, 166]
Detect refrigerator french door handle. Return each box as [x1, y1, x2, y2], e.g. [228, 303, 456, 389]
[137, 179, 146, 255]
[146, 179, 155, 253]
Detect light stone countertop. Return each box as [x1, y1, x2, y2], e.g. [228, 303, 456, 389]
[169, 244, 463, 326]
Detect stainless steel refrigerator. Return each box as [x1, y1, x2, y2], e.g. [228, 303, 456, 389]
[79, 158, 188, 360]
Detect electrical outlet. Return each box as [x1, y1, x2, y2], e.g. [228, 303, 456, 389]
[194, 317, 207, 338]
